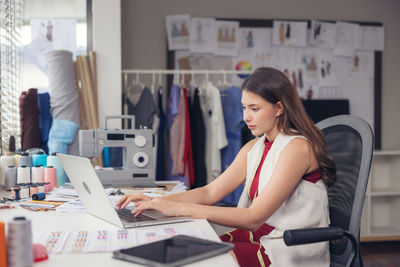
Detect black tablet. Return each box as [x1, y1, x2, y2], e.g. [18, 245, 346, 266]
[112, 235, 234, 267]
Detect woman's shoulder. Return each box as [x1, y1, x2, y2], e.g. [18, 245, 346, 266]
[242, 137, 260, 153]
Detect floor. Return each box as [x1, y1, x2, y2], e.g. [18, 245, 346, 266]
[361, 241, 400, 267]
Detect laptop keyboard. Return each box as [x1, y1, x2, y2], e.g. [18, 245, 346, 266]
[117, 208, 155, 222]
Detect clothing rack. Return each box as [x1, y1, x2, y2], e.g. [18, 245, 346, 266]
[122, 69, 253, 89]
[121, 69, 252, 126]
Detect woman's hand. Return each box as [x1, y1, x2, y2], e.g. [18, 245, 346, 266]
[116, 193, 153, 210]
[132, 198, 186, 218]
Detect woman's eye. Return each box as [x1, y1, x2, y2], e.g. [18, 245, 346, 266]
[251, 108, 259, 111]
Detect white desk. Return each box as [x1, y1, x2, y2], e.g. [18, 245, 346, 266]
[1, 205, 238, 266]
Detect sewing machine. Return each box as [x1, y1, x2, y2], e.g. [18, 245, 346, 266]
[79, 115, 155, 187]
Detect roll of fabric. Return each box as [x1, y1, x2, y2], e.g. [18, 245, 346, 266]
[46, 50, 80, 155]
[38, 92, 53, 154]
[19, 88, 41, 151]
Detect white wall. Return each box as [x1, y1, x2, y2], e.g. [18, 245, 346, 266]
[120, 0, 400, 149]
[92, 0, 121, 128]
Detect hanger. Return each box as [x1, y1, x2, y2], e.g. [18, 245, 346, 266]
[151, 71, 156, 95]
[158, 72, 163, 95]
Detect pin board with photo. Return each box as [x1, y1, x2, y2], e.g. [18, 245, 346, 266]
[166, 17, 383, 148]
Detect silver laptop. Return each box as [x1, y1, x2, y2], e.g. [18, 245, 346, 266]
[58, 154, 191, 228]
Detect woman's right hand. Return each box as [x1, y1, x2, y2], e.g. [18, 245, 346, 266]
[116, 193, 153, 210]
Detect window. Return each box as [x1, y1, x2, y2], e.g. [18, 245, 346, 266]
[0, 0, 88, 153]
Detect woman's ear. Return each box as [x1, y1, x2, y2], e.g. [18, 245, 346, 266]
[275, 101, 284, 117]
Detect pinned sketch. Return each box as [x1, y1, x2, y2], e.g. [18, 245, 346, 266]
[24, 19, 77, 73]
[166, 14, 191, 50]
[317, 48, 340, 87]
[189, 17, 216, 53]
[239, 28, 272, 52]
[358, 26, 384, 51]
[335, 50, 374, 78]
[30, 19, 77, 52]
[334, 21, 361, 57]
[272, 21, 308, 47]
[214, 20, 240, 56]
[309, 20, 336, 48]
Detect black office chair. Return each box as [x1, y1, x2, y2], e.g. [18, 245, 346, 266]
[283, 115, 374, 267]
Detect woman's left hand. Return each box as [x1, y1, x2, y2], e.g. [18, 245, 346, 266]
[132, 198, 186, 218]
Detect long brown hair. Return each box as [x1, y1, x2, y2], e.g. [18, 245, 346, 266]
[242, 67, 336, 186]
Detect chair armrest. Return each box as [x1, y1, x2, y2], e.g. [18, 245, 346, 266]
[283, 226, 357, 267]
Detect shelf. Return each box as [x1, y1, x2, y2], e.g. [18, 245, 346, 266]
[369, 225, 400, 236]
[373, 150, 400, 156]
[369, 189, 400, 196]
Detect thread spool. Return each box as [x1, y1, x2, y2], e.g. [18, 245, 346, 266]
[32, 152, 47, 167]
[5, 166, 17, 191]
[17, 152, 32, 168]
[30, 185, 39, 196]
[32, 192, 46, 201]
[0, 154, 15, 187]
[0, 221, 7, 267]
[37, 183, 45, 193]
[17, 166, 30, 184]
[11, 186, 21, 199]
[7, 217, 33, 267]
[19, 185, 29, 199]
[47, 153, 66, 186]
[43, 182, 51, 193]
[44, 166, 56, 191]
[31, 166, 44, 183]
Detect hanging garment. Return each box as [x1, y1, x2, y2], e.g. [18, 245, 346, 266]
[166, 85, 186, 185]
[199, 82, 228, 183]
[170, 88, 186, 176]
[156, 87, 167, 180]
[125, 87, 157, 129]
[110, 87, 158, 167]
[182, 89, 195, 186]
[46, 50, 81, 155]
[37, 92, 52, 154]
[219, 86, 245, 205]
[19, 88, 41, 151]
[188, 88, 207, 188]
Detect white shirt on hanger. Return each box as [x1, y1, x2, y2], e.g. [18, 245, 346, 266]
[199, 81, 228, 183]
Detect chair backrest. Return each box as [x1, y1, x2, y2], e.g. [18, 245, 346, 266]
[316, 115, 374, 267]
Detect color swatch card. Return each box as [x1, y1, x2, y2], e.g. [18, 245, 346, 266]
[33, 231, 71, 254]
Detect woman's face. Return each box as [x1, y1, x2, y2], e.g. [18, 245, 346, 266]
[241, 90, 283, 138]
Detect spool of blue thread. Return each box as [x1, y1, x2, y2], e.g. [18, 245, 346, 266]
[32, 192, 46, 201]
[47, 153, 66, 185]
[32, 152, 47, 167]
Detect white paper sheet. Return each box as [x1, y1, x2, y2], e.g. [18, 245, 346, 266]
[189, 17, 216, 53]
[272, 21, 308, 47]
[309, 20, 337, 48]
[334, 21, 361, 57]
[358, 26, 385, 51]
[213, 20, 240, 56]
[165, 14, 191, 51]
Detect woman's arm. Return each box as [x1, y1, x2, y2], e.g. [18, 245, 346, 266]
[116, 139, 256, 210]
[133, 138, 316, 231]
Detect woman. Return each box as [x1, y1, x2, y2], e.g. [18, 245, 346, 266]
[117, 67, 336, 266]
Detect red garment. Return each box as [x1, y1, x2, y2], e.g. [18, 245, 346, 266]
[220, 224, 274, 267]
[182, 89, 195, 186]
[249, 139, 322, 200]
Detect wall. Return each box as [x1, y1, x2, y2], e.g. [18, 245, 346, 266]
[93, 0, 121, 128]
[120, 0, 400, 149]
